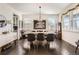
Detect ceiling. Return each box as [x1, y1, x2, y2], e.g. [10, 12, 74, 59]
[8, 3, 71, 15]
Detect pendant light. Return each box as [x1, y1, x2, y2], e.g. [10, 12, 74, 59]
[39, 6, 42, 21]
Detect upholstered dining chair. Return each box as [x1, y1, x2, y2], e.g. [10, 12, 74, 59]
[37, 33, 46, 49]
[37, 33, 44, 41]
[46, 34, 55, 49]
[75, 40, 79, 54]
[27, 33, 36, 49]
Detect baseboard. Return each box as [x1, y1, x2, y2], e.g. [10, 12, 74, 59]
[62, 39, 76, 48]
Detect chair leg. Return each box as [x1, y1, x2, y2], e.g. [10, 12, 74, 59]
[36, 45, 38, 51]
[28, 49, 30, 54]
[28, 43, 31, 54]
[43, 44, 45, 49]
[0, 48, 2, 54]
[75, 45, 79, 54]
[47, 43, 49, 50]
[25, 49, 30, 55]
[33, 45, 36, 52]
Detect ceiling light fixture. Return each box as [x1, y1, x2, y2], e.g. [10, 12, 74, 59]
[39, 6, 42, 20]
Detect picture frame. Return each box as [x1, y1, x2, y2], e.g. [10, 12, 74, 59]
[34, 20, 46, 29]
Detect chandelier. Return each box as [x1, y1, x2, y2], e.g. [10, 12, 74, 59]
[39, 6, 42, 20]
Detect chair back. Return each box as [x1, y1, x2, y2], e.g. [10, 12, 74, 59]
[27, 33, 35, 42]
[46, 34, 55, 42]
[37, 33, 44, 41]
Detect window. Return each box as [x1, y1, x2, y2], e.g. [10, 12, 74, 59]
[73, 13, 79, 30]
[13, 14, 18, 26]
[62, 5, 79, 32]
[48, 17, 57, 30]
[13, 14, 18, 32]
[63, 15, 70, 30]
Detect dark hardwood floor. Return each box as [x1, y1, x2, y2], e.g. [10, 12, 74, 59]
[1, 39, 79, 55]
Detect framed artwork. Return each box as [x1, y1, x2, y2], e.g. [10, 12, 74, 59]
[34, 20, 46, 29]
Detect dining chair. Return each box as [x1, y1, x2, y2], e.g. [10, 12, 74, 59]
[75, 40, 79, 54]
[46, 34, 55, 49]
[37, 33, 45, 49]
[27, 33, 36, 49]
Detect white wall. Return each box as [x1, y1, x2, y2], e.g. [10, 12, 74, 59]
[0, 4, 13, 20]
[60, 3, 79, 46]
[62, 31, 79, 46]
[22, 14, 58, 33]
